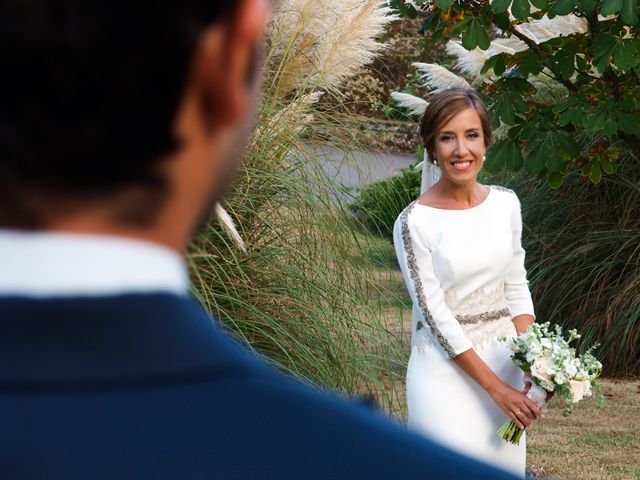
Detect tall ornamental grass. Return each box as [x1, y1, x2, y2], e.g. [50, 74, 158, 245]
[188, 1, 406, 408]
[494, 148, 640, 376]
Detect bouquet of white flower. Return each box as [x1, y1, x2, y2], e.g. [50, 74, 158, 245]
[498, 322, 603, 445]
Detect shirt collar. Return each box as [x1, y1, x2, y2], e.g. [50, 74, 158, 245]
[0, 230, 189, 298]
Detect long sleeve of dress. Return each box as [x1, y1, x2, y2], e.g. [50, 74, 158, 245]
[504, 194, 536, 319]
[393, 207, 473, 359]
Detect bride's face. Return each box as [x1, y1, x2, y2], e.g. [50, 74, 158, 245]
[433, 107, 486, 185]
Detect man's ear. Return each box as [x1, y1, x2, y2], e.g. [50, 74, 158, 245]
[193, 0, 270, 130]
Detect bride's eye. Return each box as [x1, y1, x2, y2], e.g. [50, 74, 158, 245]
[468, 131, 480, 139]
[439, 135, 453, 142]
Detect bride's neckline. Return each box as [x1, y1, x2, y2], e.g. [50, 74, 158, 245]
[414, 185, 492, 212]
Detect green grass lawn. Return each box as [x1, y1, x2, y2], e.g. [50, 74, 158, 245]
[364, 233, 640, 480]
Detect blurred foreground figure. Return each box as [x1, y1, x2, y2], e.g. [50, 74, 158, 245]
[0, 2, 516, 478]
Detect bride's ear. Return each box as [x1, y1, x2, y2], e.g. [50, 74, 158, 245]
[190, 0, 270, 131]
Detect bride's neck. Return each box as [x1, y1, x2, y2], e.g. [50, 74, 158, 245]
[436, 180, 484, 207]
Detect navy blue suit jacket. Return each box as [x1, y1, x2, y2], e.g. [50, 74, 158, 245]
[0, 293, 516, 479]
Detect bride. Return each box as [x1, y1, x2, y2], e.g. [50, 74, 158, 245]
[393, 87, 542, 478]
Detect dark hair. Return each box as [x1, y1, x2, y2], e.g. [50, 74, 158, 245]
[420, 88, 492, 164]
[0, 1, 238, 227]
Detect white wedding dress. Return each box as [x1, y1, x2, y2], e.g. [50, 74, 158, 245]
[393, 185, 535, 478]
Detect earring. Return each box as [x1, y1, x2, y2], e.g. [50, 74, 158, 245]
[433, 157, 438, 166]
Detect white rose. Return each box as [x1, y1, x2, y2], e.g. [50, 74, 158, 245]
[569, 379, 591, 403]
[582, 379, 593, 398]
[569, 380, 583, 403]
[531, 355, 554, 390]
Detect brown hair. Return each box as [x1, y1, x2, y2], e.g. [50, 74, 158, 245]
[420, 88, 492, 164]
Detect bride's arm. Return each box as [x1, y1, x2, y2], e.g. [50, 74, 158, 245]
[453, 349, 542, 430]
[513, 314, 535, 335]
[392, 207, 472, 358]
[505, 193, 536, 331]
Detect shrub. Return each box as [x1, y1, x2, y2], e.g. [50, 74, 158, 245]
[351, 163, 421, 239]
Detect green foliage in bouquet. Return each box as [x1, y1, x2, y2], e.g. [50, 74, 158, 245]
[350, 161, 421, 239]
[390, 0, 640, 188]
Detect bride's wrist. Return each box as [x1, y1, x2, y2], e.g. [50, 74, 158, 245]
[484, 379, 505, 396]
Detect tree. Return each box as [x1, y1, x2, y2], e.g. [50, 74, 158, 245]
[389, 0, 640, 187]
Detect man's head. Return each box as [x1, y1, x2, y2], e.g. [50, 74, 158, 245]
[0, 1, 269, 249]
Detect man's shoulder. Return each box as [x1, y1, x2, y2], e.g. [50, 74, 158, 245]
[0, 294, 515, 479]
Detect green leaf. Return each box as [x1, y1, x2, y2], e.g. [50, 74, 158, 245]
[554, 0, 577, 14]
[547, 149, 566, 172]
[613, 39, 635, 70]
[526, 142, 548, 174]
[604, 146, 620, 160]
[600, 157, 614, 174]
[462, 17, 491, 51]
[603, 113, 618, 135]
[419, 14, 440, 34]
[531, 0, 549, 8]
[505, 142, 525, 171]
[512, 94, 530, 114]
[581, 162, 592, 176]
[590, 161, 602, 184]
[556, 133, 580, 156]
[593, 33, 617, 73]
[491, 0, 512, 13]
[552, 97, 578, 113]
[482, 53, 508, 75]
[548, 172, 565, 189]
[518, 51, 544, 76]
[503, 77, 537, 94]
[494, 12, 512, 30]
[558, 108, 578, 126]
[620, 0, 639, 25]
[485, 140, 508, 172]
[495, 96, 517, 125]
[478, 24, 491, 50]
[614, 111, 640, 133]
[436, 0, 454, 9]
[448, 15, 472, 36]
[525, 130, 575, 174]
[462, 19, 481, 50]
[553, 48, 576, 79]
[404, 3, 418, 18]
[576, 54, 588, 71]
[600, 0, 623, 15]
[512, 0, 531, 19]
[578, 0, 597, 13]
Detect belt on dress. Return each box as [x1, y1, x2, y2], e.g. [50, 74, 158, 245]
[456, 307, 511, 325]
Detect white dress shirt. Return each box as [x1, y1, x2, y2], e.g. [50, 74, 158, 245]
[0, 230, 189, 297]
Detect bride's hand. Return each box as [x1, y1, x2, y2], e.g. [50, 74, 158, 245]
[487, 381, 543, 430]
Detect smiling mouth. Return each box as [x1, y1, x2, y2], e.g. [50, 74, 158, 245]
[450, 160, 473, 171]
